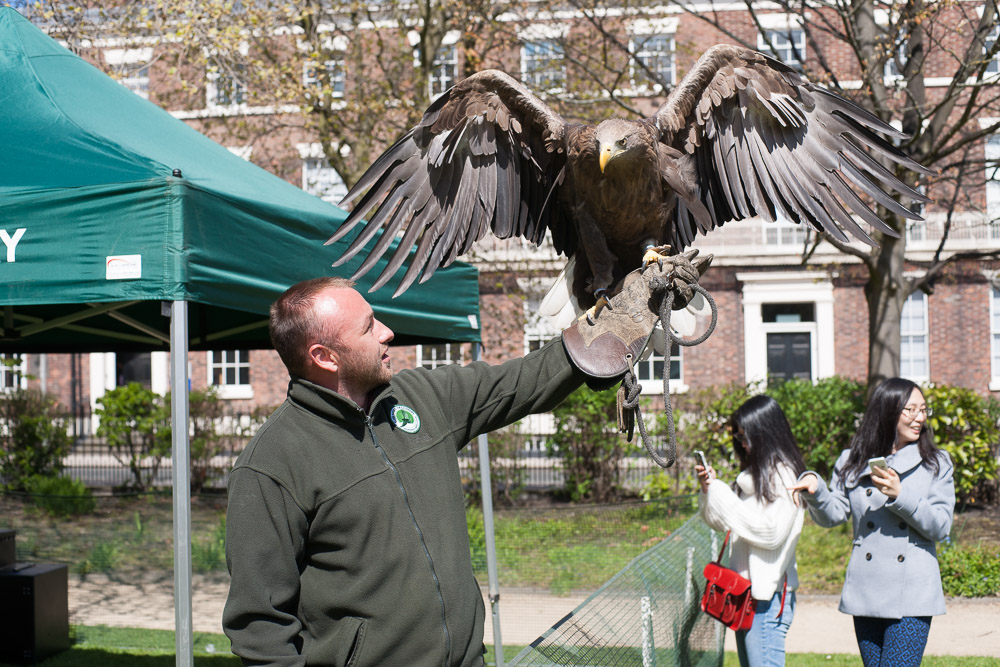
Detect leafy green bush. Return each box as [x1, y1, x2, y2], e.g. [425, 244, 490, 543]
[96, 383, 171, 491]
[192, 515, 228, 573]
[0, 389, 73, 491]
[24, 474, 96, 516]
[464, 424, 529, 507]
[765, 377, 866, 479]
[550, 386, 639, 502]
[939, 543, 1000, 597]
[670, 382, 754, 481]
[76, 539, 121, 574]
[922, 385, 1000, 506]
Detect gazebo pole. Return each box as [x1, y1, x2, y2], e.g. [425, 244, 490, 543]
[170, 300, 194, 667]
[473, 343, 504, 667]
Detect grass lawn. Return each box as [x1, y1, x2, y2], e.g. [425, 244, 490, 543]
[3, 627, 996, 666]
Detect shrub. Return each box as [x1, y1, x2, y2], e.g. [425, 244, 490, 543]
[0, 389, 73, 491]
[192, 515, 227, 573]
[96, 383, 171, 492]
[464, 424, 529, 507]
[550, 386, 639, 502]
[922, 385, 1000, 506]
[939, 543, 1000, 597]
[670, 382, 754, 482]
[24, 474, 96, 516]
[765, 376, 866, 479]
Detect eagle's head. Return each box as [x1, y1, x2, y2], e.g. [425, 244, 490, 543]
[595, 119, 646, 173]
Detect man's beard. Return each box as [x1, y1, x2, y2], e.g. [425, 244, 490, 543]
[340, 350, 392, 393]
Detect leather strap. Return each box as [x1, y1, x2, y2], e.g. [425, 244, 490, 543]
[778, 577, 788, 618]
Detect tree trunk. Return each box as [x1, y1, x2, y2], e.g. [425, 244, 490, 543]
[865, 230, 907, 393]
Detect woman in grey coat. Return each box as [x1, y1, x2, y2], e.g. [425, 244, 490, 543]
[789, 377, 954, 667]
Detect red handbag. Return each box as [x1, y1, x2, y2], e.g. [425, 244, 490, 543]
[701, 531, 756, 631]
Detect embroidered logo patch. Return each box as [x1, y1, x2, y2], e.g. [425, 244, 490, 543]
[390, 405, 421, 433]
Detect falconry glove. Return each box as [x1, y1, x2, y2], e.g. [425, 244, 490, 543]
[562, 248, 713, 379]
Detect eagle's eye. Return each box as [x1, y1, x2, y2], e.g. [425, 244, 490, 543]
[617, 138, 628, 148]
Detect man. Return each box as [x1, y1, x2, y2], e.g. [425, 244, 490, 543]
[223, 272, 678, 666]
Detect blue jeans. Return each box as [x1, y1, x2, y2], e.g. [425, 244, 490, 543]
[735, 590, 795, 667]
[853, 616, 931, 667]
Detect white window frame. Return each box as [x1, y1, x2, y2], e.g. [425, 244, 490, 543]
[899, 291, 930, 383]
[738, 272, 835, 388]
[301, 157, 348, 204]
[628, 20, 676, 94]
[764, 214, 810, 246]
[208, 350, 253, 400]
[303, 57, 345, 98]
[987, 133, 1000, 235]
[417, 343, 467, 369]
[634, 338, 683, 394]
[757, 27, 806, 72]
[991, 286, 1000, 390]
[986, 18, 999, 76]
[428, 42, 458, 99]
[519, 25, 567, 94]
[884, 29, 908, 83]
[104, 47, 152, 99]
[0, 354, 27, 391]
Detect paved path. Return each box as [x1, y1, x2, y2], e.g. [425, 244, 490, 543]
[68, 577, 1000, 658]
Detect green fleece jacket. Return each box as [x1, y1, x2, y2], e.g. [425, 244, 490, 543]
[223, 338, 587, 666]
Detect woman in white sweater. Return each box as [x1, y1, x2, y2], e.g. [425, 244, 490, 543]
[697, 395, 807, 667]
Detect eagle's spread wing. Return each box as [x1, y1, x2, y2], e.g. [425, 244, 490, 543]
[654, 44, 931, 249]
[330, 70, 576, 296]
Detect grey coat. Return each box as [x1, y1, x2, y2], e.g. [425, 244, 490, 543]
[801, 444, 955, 619]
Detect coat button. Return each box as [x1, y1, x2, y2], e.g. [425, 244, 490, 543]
[867, 521, 874, 529]
[866, 553, 872, 561]
[866, 488, 873, 496]
[898, 555, 905, 562]
[899, 522, 906, 530]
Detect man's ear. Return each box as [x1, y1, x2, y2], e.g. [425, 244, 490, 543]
[307, 343, 340, 375]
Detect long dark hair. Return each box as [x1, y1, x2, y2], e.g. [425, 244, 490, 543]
[841, 377, 940, 482]
[730, 395, 807, 504]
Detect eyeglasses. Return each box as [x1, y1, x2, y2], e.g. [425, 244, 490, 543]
[901, 406, 932, 418]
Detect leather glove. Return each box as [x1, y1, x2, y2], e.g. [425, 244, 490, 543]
[562, 249, 712, 378]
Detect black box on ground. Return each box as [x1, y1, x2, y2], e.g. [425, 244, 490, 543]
[0, 563, 71, 665]
[0, 530, 14, 569]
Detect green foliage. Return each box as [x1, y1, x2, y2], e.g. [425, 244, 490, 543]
[939, 543, 1000, 597]
[24, 474, 96, 516]
[550, 386, 638, 502]
[922, 384, 1000, 506]
[465, 424, 528, 507]
[192, 515, 227, 573]
[671, 382, 754, 481]
[0, 389, 73, 490]
[639, 468, 699, 501]
[765, 377, 866, 478]
[466, 506, 487, 571]
[96, 383, 171, 491]
[77, 539, 122, 575]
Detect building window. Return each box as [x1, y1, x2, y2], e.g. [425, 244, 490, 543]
[0, 354, 26, 391]
[120, 63, 150, 99]
[764, 216, 810, 246]
[635, 340, 681, 393]
[986, 21, 999, 75]
[303, 57, 345, 97]
[885, 30, 908, 82]
[208, 64, 247, 107]
[209, 350, 252, 399]
[630, 33, 674, 92]
[905, 184, 928, 240]
[987, 134, 1000, 236]
[758, 29, 806, 72]
[900, 292, 929, 382]
[302, 158, 348, 204]
[417, 343, 466, 369]
[429, 45, 457, 98]
[991, 287, 1000, 388]
[104, 47, 152, 99]
[521, 40, 565, 91]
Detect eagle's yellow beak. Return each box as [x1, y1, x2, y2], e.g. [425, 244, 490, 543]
[599, 144, 618, 173]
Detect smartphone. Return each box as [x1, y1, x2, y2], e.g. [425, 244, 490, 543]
[868, 456, 889, 476]
[694, 450, 709, 469]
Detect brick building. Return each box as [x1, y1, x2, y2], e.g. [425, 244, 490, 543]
[3, 1, 999, 433]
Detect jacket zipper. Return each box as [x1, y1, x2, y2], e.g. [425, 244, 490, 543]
[365, 416, 452, 665]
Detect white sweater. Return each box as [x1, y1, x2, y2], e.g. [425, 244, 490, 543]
[699, 464, 805, 601]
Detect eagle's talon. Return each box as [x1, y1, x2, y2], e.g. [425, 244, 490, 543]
[579, 290, 612, 325]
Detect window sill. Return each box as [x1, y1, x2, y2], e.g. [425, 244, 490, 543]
[990, 381, 1000, 393]
[637, 382, 688, 395]
[214, 385, 254, 400]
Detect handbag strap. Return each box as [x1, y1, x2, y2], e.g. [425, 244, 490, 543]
[778, 576, 788, 618]
[714, 530, 731, 564]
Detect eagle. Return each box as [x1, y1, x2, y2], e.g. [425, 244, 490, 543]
[329, 44, 929, 320]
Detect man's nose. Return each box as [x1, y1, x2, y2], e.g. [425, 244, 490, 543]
[378, 320, 394, 343]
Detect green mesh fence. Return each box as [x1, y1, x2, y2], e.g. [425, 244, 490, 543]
[507, 515, 723, 667]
